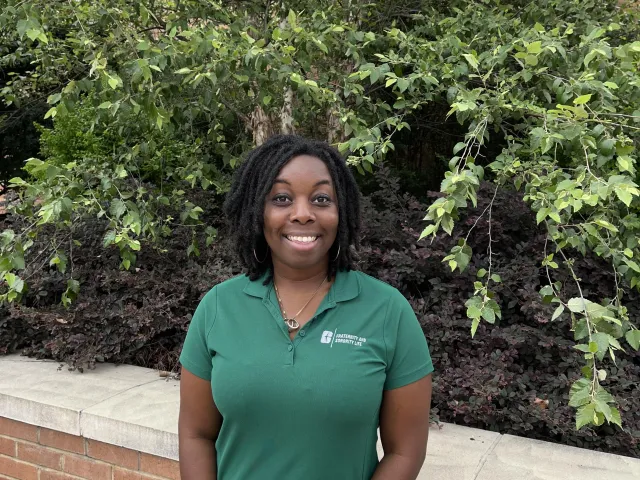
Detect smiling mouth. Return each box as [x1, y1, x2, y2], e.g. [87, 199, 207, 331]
[285, 235, 319, 243]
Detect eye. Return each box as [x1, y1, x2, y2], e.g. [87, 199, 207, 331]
[313, 195, 332, 205]
[272, 194, 291, 205]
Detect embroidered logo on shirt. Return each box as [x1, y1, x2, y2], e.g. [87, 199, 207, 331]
[321, 330, 334, 344]
[321, 329, 367, 347]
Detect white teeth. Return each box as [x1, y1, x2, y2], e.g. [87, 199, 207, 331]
[287, 235, 317, 243]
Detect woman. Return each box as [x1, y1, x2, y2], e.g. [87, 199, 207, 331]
[179, 135, 433, 480]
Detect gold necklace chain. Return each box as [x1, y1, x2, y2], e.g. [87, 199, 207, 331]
[274, 277, 327, 332]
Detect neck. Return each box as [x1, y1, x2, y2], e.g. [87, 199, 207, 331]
[272, 260, 329, 289]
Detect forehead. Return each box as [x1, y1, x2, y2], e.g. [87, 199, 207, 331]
[276, 155, 332, 183]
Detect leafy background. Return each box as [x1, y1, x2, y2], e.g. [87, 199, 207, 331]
[1, 0, 639, 457]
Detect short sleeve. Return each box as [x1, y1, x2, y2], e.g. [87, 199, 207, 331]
[179, 287, 217, 380]
[383, 291, 434, 390]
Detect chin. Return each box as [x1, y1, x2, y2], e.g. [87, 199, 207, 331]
[281, 254, 328, 271]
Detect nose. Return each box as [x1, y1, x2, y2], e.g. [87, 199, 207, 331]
[290, 201, 314, 224]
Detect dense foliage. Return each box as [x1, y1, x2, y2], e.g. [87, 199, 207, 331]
[2, 169, 638, 457]
[1, 0, 639, 434]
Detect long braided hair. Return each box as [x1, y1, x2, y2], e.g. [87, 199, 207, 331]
[223, 135, 361, 281]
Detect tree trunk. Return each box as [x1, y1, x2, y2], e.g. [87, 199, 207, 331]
[327, 108, 343, 145]
[250, 105, 274, 146]
[280, 86, 295, 135]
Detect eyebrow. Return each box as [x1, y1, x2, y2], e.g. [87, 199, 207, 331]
[273, 178, 332, 187]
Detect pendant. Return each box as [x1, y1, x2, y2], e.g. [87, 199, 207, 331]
[284, 318, 300, 331]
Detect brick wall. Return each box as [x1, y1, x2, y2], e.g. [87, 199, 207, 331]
[0, 417, 180, 480]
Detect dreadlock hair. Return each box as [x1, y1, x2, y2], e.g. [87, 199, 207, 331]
[223, 134, 361, 282]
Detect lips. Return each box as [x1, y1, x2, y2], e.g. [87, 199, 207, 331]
[285, 235, 318, 243]
[283, 234, 321, 251]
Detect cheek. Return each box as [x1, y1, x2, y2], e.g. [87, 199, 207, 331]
[263, 207, 282, 234]
[324, 209, 339, 234]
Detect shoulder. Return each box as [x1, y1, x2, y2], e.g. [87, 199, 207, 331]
[215, 273, 250, 292]
[199, 274, 249, 303]
[349, 270, 410, 311]
[351, 270, 406, 301]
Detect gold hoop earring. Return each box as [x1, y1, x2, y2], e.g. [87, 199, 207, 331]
[254, 247, 269, 263]
[333, 245, 341, 262]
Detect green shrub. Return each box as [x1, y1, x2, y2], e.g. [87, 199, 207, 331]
[0, 0, 639, 430]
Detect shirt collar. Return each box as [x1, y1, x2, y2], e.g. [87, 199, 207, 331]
[242, 269, 360, 304]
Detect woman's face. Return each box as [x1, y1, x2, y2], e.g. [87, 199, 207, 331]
[263, 155, 339, 272]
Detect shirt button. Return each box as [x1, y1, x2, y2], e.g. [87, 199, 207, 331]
[287, 345, 293, 352]
[300, 330, 306, 337]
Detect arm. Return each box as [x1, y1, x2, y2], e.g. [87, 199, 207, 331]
[372, 374, 432, 480]
[179, 367, 222, 480]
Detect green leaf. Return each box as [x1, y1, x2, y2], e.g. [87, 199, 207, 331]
[526, 41, 542, 54]
[593, 219, 618, 232]
[26, 28, 41, 41]
[623, 258, 640, 273]
[569, 378, 590, 407]
[103, 230, 116, 247]
[470, 318, 480, 337]
[625, 329, 640, 350]
[467, 305, 482, 319]
[573, 94, 592, 105]
[540, 285, 554, 297]
[617, 156, 633, 173]
[615, 187, 633, 206]
[108, 77, 119, 89]
[397, 78, 410, 93]
[576, 403, 596, 429]
[610, 407, 622, 427]
[595, 399, 612, 422]
[109, 199, 126, 219]
[441, 215, 454, 235]
[595, 388, 614, 404]
[370, 68, 380, 84]
[11, 253, 25, 270]
[287, 9, 296, 27]
[12, 277, 25, 294]
[551, 305, 564, 321]
[419, 224, 437, 239]
[592, 332, 610, 358]
[567, 298, 587, 313]
[584, 50, 598, 68]
[481, 306, 495, 324]
[44, 107, 57, 119]
[50, 252, 68, 274]
[17, 19, 28, 38]
[477, 268, 487, 278]
[462, 53, 479, 69]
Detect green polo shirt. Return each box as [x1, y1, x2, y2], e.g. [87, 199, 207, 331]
[180, 269, 433, 480]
